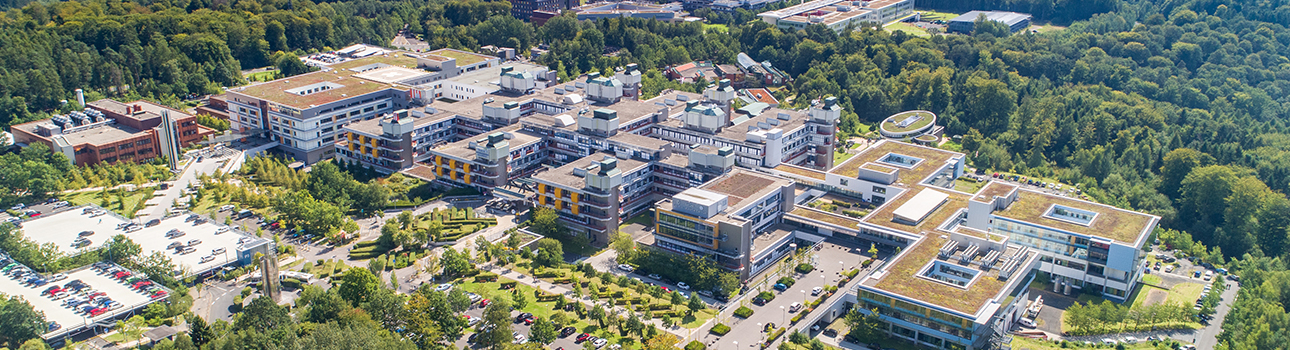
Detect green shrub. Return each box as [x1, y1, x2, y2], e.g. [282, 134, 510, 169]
[553, 278, 573, 284]
[475, 273, 499, 282]
[241, 286, 253, 297]
[710, 324, 731, 335]
[861, 259, 874, 268]
[768, 327, 786, 343]
[734, 306, 754, 318]
[776, 276, 795, 287]
[791, 313, 803, 324]
[281, 278, 303, 290]
[649, 304, 672, 310]
[842, 210, 865, 218]
[500, 281, 518, 289]
[685, 341, 706, 350]
[795, 263, 814, 273]
[758, 291, 775, 301]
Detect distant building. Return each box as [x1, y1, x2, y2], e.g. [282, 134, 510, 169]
[736, 53, 791, 87]
[666, 61, 719, 83]
[195, 94, 230, 121]
[708, 0, 782, 12]
[759, 0, 915, 32]
[512, 0, 578, 21]
[740, 88, 779, 107]
[573, 1, 688, 22]
[947, 11, 1032, 34]
[10, 99, 214, 166]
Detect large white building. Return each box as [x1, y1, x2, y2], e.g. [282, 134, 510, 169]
[759, 0, 915, 32]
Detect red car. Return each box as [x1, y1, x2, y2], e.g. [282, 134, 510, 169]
[88, 308, 106, 316]
[660, 286, 671, 293]
[132, 281, 152, 289]
[42, 287, 63, 296]
[113, 271, 131, 279]
[523, 317, 535, 325]
[150, 291, 168, 298]
[577, 333, 591, 343]
[478, 299, 491, 308]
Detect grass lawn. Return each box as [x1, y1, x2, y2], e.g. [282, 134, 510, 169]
[953, 178, 985, 193]
[504, 263, 716, 330]
[884, 22, 930, 37]
[454, 277, 651, 349]
[703, 23, 729, 33]
[1029, 21, 1067, 33]
[244, 70, 277, 82]
[1009, 336, 1177, 350]
[833, 151, 857, 165]
[619, 211, 654, 230]
[64, 188, 157, 218]
[914, 9, 959, 21]
[1129, 280, 1205, 308]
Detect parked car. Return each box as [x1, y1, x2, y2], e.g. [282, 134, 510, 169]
[676, 282, 690, 290]
[145, 219, 161, 227]
[577, 333, 592, 343]
[593, 338, 608, 348]
[434, 283, 452, 292]
[811, 286, 823, 295]
[1017, 318, 1037, 328]
[187, 239, 202, 246]
[647, 273, 661, 280]
[774, 283, 788, 291]
[616, 264, 634, 272]
[789, 302, 802, 312]
[560, 327, 576, 337]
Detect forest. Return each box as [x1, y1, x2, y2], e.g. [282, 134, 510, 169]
[0, 0, 1288, 348]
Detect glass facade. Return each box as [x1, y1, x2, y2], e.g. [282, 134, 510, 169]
[990, 218, 1089, 260]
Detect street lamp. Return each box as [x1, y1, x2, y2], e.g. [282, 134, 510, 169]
[780, 305, 786, 325]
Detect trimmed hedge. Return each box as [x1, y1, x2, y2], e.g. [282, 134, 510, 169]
[790, 312, 803, 324]
[710, 324, 731, 335]
[795, 263, 814, 273]
[861, 259, 874, 268]
[281, 278, 303, 290]
[767, 328, 786, 344]
[776, 276, 796, 287]
[475, 273, 499, 282]
[648, 303, 672, 311]
[553, 278, 573, 284]
[685, 341, 706, 350]
[734, 306, 754, 318]
[499, 281, 517, 289]
[758, 291, 775, 301]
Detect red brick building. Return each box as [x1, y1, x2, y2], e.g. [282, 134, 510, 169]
[10, 99, 214, 166]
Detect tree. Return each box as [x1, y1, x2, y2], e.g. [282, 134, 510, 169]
[868, 243, 878, 258]
[0, 296, 45, 348]
[361, 288, 407, 332]
[590, 304, 607, 327]
[18, 338, 49, 350]
[186, 314, 213, 347]
[448, 288, 472, 313]
[671, 289, 685, 305]
[843, 308, 885, 342]
[687, 294, 705, 316]
[338, 267, 380, 306]
[234, 296, 292, 333]
[959, 74, 1017, 134]
[1159, 148, 1212, 199]
[610, 230, 637, 263]
[103, 234, 141, 265]
[477, 299, 514, 349]
[506, 232, 523, 250]
[441, 247, 472, 278]
[298, 285, 350, 323]
[644, 333, 681, 350]
[530, 316, 556, 344]
[534, 238, 564, 267]
[407, 289, 466, 348]
[514, 289, 529, 309]
[275, 190, 345, 237]
[532, 207, 566, 237]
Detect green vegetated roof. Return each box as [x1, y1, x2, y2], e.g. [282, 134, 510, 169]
[880, 111, 935, 133]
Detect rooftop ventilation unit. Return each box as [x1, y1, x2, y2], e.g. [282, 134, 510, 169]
[981, 249, 1002, 270]
[959, 244, 979, 264]
[777, 113, 790, 121]
[677, 95, 690, 101]
[766, 118, 779, 126]
[937, 240, 958, 258]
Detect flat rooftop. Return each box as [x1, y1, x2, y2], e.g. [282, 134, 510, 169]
[532, 153, 649, 190]
[18, 207, 129, 255]
[700, 169, 791, 210]
[995, 188, 1158, 244]
[974, 181, 1017, 202]
[0, 264, 165, 339]
[426, 48, 494, 66]
[233, 71, 399, 110]
[787, 207, 861, 228]
[830, 140, 960, 185]
[864, 234, 1032, 315]
[608, 132, 672, 150]
[771, 164, 827, 181]
[23, 122, 150, 147]
[655, 106, 810, 145]
[129, 215, 264, 276]
[343, 109, 456, 136]
[352, 66, 434, 84]
[750, 223, 797, 258]
[87, 99, 188, 124]
[864, 187, 967, 234]
[19, 206, 265, 277]
[430, 126, 543, 161]
[326, 52, 421, 71]
[443, 62, 547, 87]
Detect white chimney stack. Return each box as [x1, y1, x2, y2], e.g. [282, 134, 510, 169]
[75, 89, 85, 107]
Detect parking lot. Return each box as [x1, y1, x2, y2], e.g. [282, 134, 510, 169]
[451, 302, 607, 350]
[0, 262, 162, 339]
[130, 214, 265, 276]
[12, 205, 124, 256]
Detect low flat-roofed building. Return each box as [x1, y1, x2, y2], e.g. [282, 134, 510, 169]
[10, 99, 213, 166]
[764, 140, 1158, 350]
[12, 205, 273, 278]
[651, 169, 796, 279]
[573, 1, 687, 22]
[759, 0, 914, 32]
[947, 10, 1032, 34]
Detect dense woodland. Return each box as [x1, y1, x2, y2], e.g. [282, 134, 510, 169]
[0, 0, 1289, 348]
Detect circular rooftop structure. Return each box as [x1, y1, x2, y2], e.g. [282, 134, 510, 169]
[879, 110, 937, 138]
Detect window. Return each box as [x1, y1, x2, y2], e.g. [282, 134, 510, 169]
[839, 179, 848, 186]
[872, 186, 886, 194]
